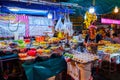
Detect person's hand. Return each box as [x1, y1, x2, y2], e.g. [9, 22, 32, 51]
[98, 40, 105, 46]
[86, 43, 91, 47]
[89, 43, 97, 46]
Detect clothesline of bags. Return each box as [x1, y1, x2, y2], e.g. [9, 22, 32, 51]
[55, 13, 73, 36]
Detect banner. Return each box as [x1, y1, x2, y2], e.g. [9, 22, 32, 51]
[101, 18, 120, 25]
[29, 16, 53, 36]
[0, 14, 53, 37]
[0, 14, 26, 37]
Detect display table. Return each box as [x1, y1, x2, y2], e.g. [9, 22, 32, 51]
[65, 51, 98, 80]
[98, 51, 120, 64]
[67, 61, 80, 80]
[76, 62, 92, 80]
[67, 60, 92, 80]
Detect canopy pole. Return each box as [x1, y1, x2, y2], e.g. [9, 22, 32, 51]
[93, 0, 96, 6]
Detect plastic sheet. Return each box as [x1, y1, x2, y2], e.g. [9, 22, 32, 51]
[55, 17, 63, 31]
[63, 14, 73, 36]
[22, 56, 67, 80]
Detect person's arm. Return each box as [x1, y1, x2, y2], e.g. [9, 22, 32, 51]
[84, 34, 89, 47]
[78, 34, 82, 41]
[88, 34, 104, 46]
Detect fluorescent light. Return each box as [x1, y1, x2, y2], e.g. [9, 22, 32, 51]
[8, 7, 48, 13]
[19, 8, 48, 13]
[9, 7, 19, 11]
[89, 7, 95, 14]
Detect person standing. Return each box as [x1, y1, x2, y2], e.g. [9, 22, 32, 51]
[112, 33, 120, 44]
[84, 25, 103, 54]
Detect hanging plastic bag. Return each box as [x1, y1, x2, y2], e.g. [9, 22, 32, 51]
[66, 14, 73, 36]
[53, 11, 57, 21]
[55, 17, 63, 31]
[63, 14, 68, 33]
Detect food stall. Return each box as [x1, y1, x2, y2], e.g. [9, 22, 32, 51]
[0, 0, 120, 80]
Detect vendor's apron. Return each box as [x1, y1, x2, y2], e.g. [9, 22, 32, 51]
[87, 37, 97, 54]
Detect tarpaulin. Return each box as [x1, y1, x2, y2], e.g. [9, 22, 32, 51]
[22, 56, 67, 80]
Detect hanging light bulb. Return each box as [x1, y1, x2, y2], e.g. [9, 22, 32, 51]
[47, 12, 53, 19]
[114, 6, 119, 13]
[89, 7, 95, 14]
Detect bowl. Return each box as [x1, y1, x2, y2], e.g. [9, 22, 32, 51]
[18, 53, 27, 58]
[64, 48, 70, 51]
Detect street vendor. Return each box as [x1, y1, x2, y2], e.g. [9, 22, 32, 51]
[84, 25, 103, 54]
[112, 33, 120, 44]
[101, 30, 113, 43]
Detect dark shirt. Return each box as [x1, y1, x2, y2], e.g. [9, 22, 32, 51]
[85, 34, 102, 43]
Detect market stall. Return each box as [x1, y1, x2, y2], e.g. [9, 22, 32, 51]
[0, 0, 120, 80]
